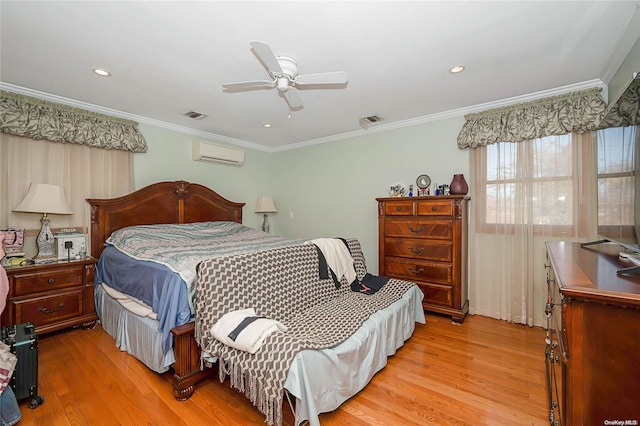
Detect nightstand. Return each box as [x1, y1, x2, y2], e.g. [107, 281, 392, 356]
[1, 258, 97, 335]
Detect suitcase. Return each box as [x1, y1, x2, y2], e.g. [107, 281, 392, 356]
[1, 322, 43, 408]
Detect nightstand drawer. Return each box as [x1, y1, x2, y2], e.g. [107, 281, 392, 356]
[11, 290, 83, 328]
[13, 267, 84, 296]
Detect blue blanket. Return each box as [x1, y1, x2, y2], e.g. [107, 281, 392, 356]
[96, 246, 191, 353]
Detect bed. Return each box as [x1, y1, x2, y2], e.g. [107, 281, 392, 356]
[88, 180, 425, 426]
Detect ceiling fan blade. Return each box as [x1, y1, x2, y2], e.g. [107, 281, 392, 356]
[283, 88, 303, 109]
[222, 80, 275, 90]
[294, 71, 348, 86]
[250, 40, 284, 77]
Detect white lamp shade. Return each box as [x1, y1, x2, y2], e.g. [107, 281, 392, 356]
[14, 183, 73, 215]
[255, 195, 277, 213]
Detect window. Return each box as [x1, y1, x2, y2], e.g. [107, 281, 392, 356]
[475, 133, 592, 236]
[596, 125, 638, 239]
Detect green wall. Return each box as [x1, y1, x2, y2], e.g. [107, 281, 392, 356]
[134, 116, 468, 273]
[270, 117, 467, 273]
[134, 124, 276, 231]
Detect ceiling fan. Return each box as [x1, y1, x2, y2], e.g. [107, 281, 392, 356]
[222, 41, 348, 110]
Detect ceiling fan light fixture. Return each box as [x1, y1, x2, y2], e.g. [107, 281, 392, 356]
[277, 77, 289, 92]
[224, 41, 347, 110]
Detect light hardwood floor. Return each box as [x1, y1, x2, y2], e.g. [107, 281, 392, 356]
[16, 314, 548, 425]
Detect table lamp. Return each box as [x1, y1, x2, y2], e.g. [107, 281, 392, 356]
[13, 183, 73, 263]
[255, 195, 277, 233]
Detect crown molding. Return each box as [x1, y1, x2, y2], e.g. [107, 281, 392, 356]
[0, 82, 269, 152]
[2, 79, 606, 154]
[270, 78, 607, 152]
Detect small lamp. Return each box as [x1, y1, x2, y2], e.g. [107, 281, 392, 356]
[13, 183, 73, 263]
[255, 195, 277, 233]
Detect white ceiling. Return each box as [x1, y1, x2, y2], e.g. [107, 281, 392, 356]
[2, 1, 640, 151]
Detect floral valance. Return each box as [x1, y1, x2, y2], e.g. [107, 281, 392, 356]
[457, 88, 606, 149]
[597, 78, 640, 129]
[0, 90, 147, 153]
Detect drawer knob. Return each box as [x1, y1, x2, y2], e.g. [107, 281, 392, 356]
[396, 207, 402, 212]
[408, 246, 424, 254]
[408, 225, 424, 233]
[408, 267, 424, 275]
[431, 206, 437, 212]
[38, 303, 65, 314]
[48, 278, 56, 284]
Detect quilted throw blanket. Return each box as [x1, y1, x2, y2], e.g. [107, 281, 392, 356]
[196, 238, 416, 426]
[106, 221, 303, 291]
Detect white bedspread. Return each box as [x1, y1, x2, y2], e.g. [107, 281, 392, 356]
[285, 284, 424, 426]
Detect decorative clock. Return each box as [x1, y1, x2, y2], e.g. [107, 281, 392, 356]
[416, 174, 431, 196]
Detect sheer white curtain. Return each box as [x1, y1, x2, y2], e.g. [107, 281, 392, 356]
[0, 134, 134, 256]
[469, 132, 597, 326]
[595, 125, 638, 242]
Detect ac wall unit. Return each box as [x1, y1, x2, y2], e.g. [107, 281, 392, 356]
[192, 140, 244, 166]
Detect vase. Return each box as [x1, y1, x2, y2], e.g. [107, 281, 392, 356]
[449, 174, 468, 195]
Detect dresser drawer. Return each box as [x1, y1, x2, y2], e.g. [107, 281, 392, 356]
[384, 237, 452, 261]
[11, 290, 83, 328]
[12, 267, 84, 296]
[384, 218, 453, 239]
[384, 257, 452, 285]
[417, 282, 453, 308]
[417, 200, 453, 216]
[384, 201, 414, 216]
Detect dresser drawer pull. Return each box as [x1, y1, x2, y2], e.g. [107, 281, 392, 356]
[48, 278, 56, 284]
[396, 207, 402, 211]
[408, 267, 424, 275]
[407, 225, 424, 233]
[38, 303, 65, 314]
[431, 206, 437, 211]
[408, 246, 424, 254]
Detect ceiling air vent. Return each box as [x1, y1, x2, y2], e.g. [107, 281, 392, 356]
[359, 115, 383, 129]
[183, 111, 208, 120]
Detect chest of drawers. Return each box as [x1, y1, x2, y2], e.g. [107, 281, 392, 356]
[545, 241, 640, 425]
[377, 196, 469, 323]
[1, 258, 98, 335]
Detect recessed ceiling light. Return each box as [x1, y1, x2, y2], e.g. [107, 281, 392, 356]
[263, 123, 272, 128]
[93, 68, 111, 77]
[449, 65, 465, 74]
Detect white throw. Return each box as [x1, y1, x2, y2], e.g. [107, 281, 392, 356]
[211, 308, 287, 354]
[306, 238, 356, 285]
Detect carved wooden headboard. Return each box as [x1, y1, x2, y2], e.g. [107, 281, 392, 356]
[86, 180, 245, 259]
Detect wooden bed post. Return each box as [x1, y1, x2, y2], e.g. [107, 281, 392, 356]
[170, 323, 214, 400]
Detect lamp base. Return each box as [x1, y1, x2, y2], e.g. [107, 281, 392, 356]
[262, 213, 270, 233]
[33, 213, 57, 263]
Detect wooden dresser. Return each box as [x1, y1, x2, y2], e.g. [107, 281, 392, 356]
[1, 258, 97, 335]
[545, 241, 640, 425]
[377, 195, 469, 323]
